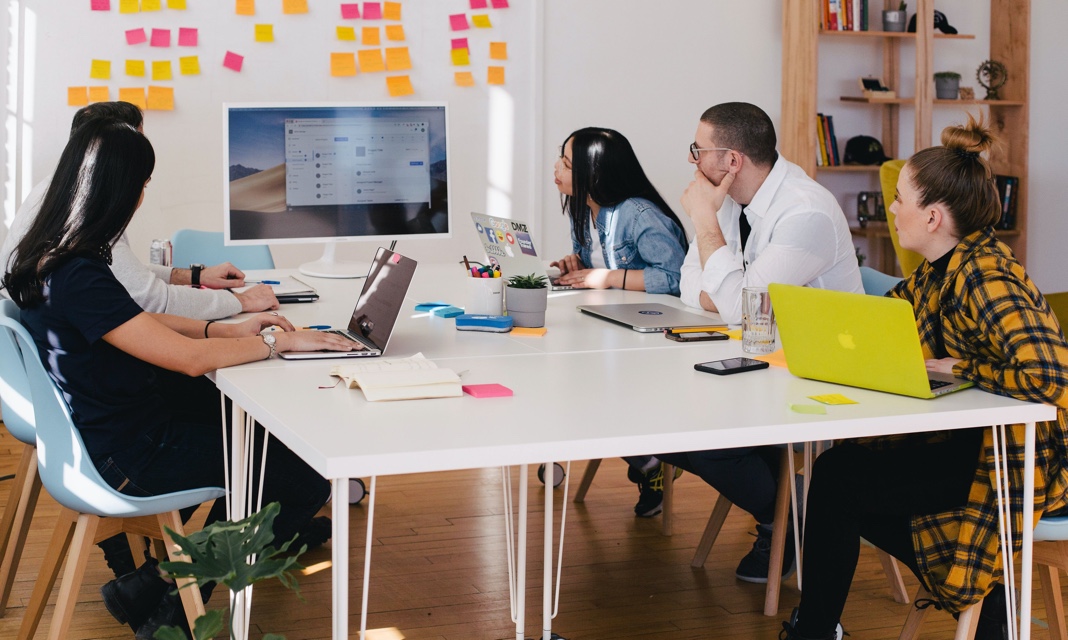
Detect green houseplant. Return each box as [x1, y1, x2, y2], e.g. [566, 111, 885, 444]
[505, 273, 548, 328]
[934, 71, 962, 99]
[883, 1, 907, 31]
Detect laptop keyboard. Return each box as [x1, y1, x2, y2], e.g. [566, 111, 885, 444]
[323, 329, 369, 350]
[929, 379, 952, 390]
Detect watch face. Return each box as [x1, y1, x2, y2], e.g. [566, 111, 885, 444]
[263, 333, 276, 345]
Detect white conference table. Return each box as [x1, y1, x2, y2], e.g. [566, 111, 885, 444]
[216, 264, 1055, 640]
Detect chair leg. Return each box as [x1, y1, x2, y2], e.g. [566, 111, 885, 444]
[0, 445, 41, 615]
[572, 459, 601, 503]
[954, 599, 982, 640]
[898, 585, 932, 640]
[878, 550, 911, 604]
[1039, 561, 1068, 640]
[18, 508, 79, 640]
[661, 463, 675, 536]
[127, 533, 149, 565]
[691, 494, 731, 568]
[158, 511, 206, 631]
[46, 513, 100, 640]
[764, 447, 794, 616]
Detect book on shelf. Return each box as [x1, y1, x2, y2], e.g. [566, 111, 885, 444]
[331, 353, 463, 401]
[826, 115, 840, 165]
[994, 175, 1019, 230]
[821, 0, 868, 30]
[816, 114, 829, 166]
[816, 114, 840, 166]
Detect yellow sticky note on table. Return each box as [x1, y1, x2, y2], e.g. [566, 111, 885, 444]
[336, 26, 356, 41]
[384, 47, 411, 71]
[142, 0, 162, 10]
[489, 42, 507, 60]
[119, 0, 139, 13]
[383, 1, 401, 20]
[146, 85, 174, 110]
[90, 59, 111, 80]
[725, 328, 742, 340]
[330, 52, 357, 76]
[126, 60, 146, 77]
[790, 403, 827, 415]
[450, 48, 470, 66]
[151, 60, 173, 81]
[362, 27, 380, 45]
[511, 326, 547, 337]
[357, 49, 385, 73]
[487, 65, 505, 85]
[472, 14, 492, 28]
[167, 0, 188, 9]
[754, 348, 788, 369]
[385, 25, 405, 41]
[282, 0, 308, 14]
[68, 87, 89, 107]
[255, 24, 274, 42]
[235, 0, 255, 16]
[386, 75, 414, 97]
[89, 86, 110, 103]
[119, 87, 147, 109]
[454, 71, 475, 87]
[179, 55, 200, 75]
[809, 393, 858, 405]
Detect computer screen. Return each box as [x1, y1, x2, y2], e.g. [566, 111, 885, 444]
[224, 102, 450, 277]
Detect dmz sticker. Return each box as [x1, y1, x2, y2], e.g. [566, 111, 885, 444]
[638, 310, 663, 315]
[516, 232, 537, 256]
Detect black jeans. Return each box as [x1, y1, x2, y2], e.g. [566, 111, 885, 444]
[794, 429, 984, 637]
[657, 446, 782, 524]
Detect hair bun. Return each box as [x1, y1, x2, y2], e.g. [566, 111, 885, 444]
[941, 112, 996, 156]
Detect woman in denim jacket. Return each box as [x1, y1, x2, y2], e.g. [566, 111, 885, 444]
[551, 128, 688, 295]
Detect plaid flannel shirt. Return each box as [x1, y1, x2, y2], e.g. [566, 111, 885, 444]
[875, 228, 1068, 612]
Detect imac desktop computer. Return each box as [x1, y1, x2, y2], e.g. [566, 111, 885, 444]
[224, 102, 451, 278]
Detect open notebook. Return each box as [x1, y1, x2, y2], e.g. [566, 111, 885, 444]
[331, 354, 461, 401]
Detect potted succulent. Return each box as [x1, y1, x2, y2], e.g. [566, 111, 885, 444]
[505, 273, 548, 328]
[883, 1, 908, 32]
[934, 71, 962, 99]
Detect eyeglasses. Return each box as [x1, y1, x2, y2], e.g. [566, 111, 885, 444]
[689, 143, 732, 162]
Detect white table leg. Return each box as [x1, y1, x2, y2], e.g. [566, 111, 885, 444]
[543, 460, 553, 640]
[227, 403, 250, 640]
[1020, 421, 1035, 640]
[517, 465, 528, 640]
[360, 476, 377, 640]
[333, 477, 350, 640]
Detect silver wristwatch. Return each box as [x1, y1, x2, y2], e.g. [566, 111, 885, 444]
[260, 333, 277, 359]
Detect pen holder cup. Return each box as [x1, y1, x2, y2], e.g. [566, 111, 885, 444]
[466, 277, 504, 315]
[742, 286, 776, 355]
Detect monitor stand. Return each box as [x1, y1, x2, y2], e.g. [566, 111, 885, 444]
[298, 242, 370, 279]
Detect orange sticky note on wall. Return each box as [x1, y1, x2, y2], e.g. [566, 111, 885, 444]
[254, 24, 274, 42]
[384, 47, 411, 71]
[386, 75, 414, 97]
[126, 60, 146, 76]
[90, 59, 112, 80]
[489, 42, 507, 60]
[89, 86, 111, 103]
[119, 87, 147, 109]
[68, 87, 89, 107]
[179, 55, 200, 75]
[330, 52, 357, 76]
[362, 27, 380, 45]
[450, 48, 470, 66]
[357, 49, 385, 73]
[282, 0, 308, 14]
[146, 85, 175, 110]
[487, 65, 505, 85]
[235, 0, 255, 16]
[385, 25, 405, 41]
[454, 71, 475, 87]
[336, 26, 356, 41]
[152, 60, 173, 80]
[383, 1, 401, 20]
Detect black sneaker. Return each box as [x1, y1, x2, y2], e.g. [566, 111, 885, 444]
[973, 583, 1009, 640]
[285, 516, 332, 553]
[779, 607, 845, 640]
[735, 523, 796, 584]
[627, 463, 681, 517]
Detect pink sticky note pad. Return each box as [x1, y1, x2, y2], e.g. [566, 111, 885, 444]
[450, 13, 470, 31]
[341, 3, 359, 18]
[491, 0, 509, 7]
[150, 28, 171, 47]
[178, 27, 197, 47]
[451, 37, 469, 50]
[91, 0, 111, 10]
[469, 0, 487, 8]
[463, 384, 513, 398]
[390, 253, 401, 264]
[223, 51, 244, 72]
[126, 28, 147, 45]
[363, 2, 382, 19]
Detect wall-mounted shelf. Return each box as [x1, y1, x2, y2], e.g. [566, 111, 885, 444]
[820, 29, 975, 40]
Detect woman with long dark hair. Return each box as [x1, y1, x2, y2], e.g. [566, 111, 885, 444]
[3, 119, 356, 636]
[551, 127, 688, 295]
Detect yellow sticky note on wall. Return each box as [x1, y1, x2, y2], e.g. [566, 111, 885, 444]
[146, 85, 174, 110]
[235, 0, 255, 16]
[179, 55, 200, 75]
[385, 25, 405, 41]
[119, 87, 147, 109]
[68, 87, 89, 107]
[362, 27, 381, 45]
[152, 60, 173, 81]
[386, 75, 414, 97]
[90, 59, 112, 80]
[336, 26, 356, 41]
[472, 14, 492, 28]
[282, 0, 308, 14]
[487, 65, 505, 85]
[383, 1, 401, 20]
[330, 52, 357, 76]
[126, 60, 146, 76]
[142, 0, 162, 10]
[384, 47, 411, 71]
[454, 71, 475, 87]
[489, 42, 507, 60]
[450, 48, 469, 66]
[119, 0, 139, 13]
[89, 86, 110, 103]
[255, 24, 274, 42]
[357, 49, 385, 73]
[167, 0, 188, 9]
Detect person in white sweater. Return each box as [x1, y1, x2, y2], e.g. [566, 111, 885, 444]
[0, 102, 277, 320]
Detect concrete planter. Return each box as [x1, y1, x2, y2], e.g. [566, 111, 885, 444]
[505, 286, 548, 328]
[935, 76, 961, 99]
[882, 10, 907, 32]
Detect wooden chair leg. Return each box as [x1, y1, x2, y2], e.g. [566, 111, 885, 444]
[878, 550, 911, 604]
[954, 599, 982, 640]
[128, 533, 149, 566]
[764, 447, 794, 616]
[18, 508, 79, 640]
[691, 494, 731, 568]
[0, 445, 41, 615]
[152, 538, 169, 563]
[46, 513, 100, 640]
[158, 511, 206, 631]
[1039, 561, 1068, 640]
[898, 585, 931, 640]
[661, 463, 675, 536]
[572, 459, 601, 503]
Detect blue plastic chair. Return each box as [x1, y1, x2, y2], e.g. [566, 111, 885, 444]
[860, 265, 903, 297]
[0, 310, 225, 639]
[171, 229, 275, 271]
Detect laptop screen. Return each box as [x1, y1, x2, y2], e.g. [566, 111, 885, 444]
[347, 248, 418, 350]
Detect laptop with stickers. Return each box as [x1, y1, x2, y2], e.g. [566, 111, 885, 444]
[469, 212, 573, 291]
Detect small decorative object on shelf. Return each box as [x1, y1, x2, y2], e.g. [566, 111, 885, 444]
[934, 71, 962, 99]
[994, 175, 1019, 230]
[859, 76, 896, 99]
[856, 191, 886, 228]
[843, 136, 888, 166]
[977, 60, 1008, 100]
[907, 9, 958, 34]
[959, 87, 976, 101]
[882, 1, 908, 32]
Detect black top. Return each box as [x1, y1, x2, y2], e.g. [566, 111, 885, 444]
[927, 248, 955, 359]
[21, 256, 164, 457]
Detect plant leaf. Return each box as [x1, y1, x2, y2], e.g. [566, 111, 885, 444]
[151, 626, 189, 640]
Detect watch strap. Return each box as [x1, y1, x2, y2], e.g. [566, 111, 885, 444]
[190, 264, 204, 287]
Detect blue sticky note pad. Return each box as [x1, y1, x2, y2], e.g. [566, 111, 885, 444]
[415, 302, 450, 312]
[431, 305, 464, 318]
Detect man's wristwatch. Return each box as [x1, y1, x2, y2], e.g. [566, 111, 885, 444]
[190, 263, 205, 287]
[260, 333, 277, 359]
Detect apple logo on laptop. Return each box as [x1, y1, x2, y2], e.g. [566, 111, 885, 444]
[838, 332, 856, 350]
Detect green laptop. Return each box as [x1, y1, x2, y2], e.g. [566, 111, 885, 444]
[769, 283, 973, 399]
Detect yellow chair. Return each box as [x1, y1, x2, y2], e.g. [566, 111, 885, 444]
[1046, 292, 1068, 329]
[880, 160, 925, 277]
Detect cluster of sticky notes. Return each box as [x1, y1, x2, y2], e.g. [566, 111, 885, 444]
[93, 0, 188, 11]
[329, 2, 412, 97]
[449, 0, 510, 87]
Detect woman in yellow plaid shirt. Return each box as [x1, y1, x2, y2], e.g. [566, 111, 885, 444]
[780, 115, 1068, 640]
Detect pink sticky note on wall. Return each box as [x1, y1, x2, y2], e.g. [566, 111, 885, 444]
[126, 28, 147, 45]
[451, 37, 469, 50]
[223, 51, 244, 72]
[150, 28, 171, 47]
[491, 0, 509, 7]
[469, 0, 487, 8]
[449, 14, 470, 31]
[340, 3, 359, 18]
[462, 384, 513, 398]
[362, 2, 382, 19]
[91, 0, 111, 10]
[178, 27, 197, 46]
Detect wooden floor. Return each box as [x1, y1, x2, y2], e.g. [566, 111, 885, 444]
[0, 425, 1062, 640]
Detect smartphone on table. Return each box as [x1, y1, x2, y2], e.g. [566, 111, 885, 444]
[694, 357, 770, 375]
[665, 330, 729, 342]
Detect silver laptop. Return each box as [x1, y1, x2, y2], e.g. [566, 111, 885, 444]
[470, 212, 573, 291]
[279, 248, 417, 360]
[577, 303, 726, 333]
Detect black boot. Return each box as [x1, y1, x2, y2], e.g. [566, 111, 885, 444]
[100, 556, 168, 632]
[974, 583, 1009, 640]
[135, 590, 192, 640]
